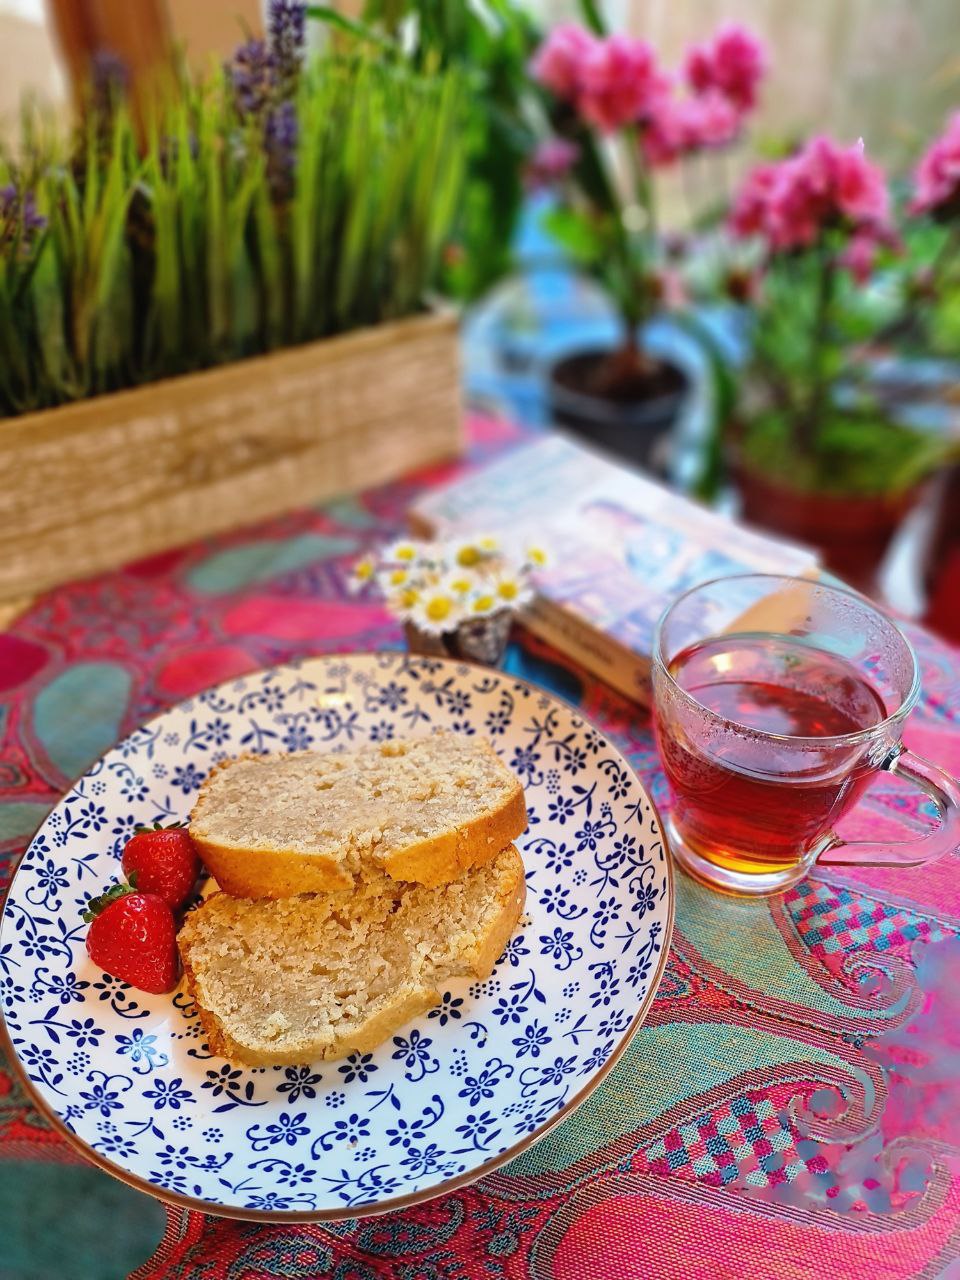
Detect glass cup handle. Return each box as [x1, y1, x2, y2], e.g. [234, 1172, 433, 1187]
[818, 748, 960, 869]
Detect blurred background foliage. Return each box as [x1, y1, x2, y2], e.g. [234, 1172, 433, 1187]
[309, 0, 541, 301]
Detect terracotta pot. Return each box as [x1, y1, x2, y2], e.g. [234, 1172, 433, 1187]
[732, 460, 919, 590]
[922, 463, 960, 643]
[546, 349, 690, 474]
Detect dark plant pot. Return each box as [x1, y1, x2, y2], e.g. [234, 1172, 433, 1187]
[732, 459, 919, 591]
[546, 349, 690, 473]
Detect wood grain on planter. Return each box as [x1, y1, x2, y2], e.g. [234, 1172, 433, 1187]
[0, 311, 462, 600]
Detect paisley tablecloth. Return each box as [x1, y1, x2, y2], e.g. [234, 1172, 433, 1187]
[2, 414, 960, 1280]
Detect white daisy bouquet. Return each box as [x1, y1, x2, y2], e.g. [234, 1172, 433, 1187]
[349, 535, 548, 662]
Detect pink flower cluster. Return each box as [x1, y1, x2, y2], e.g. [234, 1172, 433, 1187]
[531, 26, 669, 132]
[530, 22, 766, 160]
[911, 112, 960, 217]
[731, 136, 894, 280]
[577, 35, 672, 133]
[643, 90, 741, 166]
[684, 24, 767, 112]
[529, 23, 591, 100]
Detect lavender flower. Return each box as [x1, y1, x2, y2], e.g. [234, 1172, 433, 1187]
[224, 2, 304, 203]
[228, 38, 275, 119]
[89, 48, 129, 119]
[265, 100, 298, 202]
[269, 1, 306, 56]
[91, 49, 128, 93]
[269, 0, 306, 94]
[0, 183, 46, 256]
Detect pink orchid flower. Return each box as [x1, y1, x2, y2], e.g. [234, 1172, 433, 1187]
[643, 90, 740, 166]
[576, 34, 671, 133]
[911, 112, 960, 216]
[732, 136, 893, 264]
[730, 163, 780, 238]
[825, 138, 890, 224]
[529, 23, 595, 100]
[685, 23, 767, 112]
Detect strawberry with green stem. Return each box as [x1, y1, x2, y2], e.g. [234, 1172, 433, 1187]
[121, 823, 201, 910]
[84, 885, 180, 994]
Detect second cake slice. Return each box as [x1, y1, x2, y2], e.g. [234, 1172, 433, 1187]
[179, 844, 526, 1064]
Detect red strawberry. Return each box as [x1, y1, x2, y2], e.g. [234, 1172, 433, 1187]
[121, 825, 201, 910]
[84, 885, 180, 995]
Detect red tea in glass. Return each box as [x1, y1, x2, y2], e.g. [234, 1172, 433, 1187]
[652, 576, 960, 895]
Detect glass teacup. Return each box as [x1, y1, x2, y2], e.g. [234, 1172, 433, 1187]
[652, 574, 960, 896]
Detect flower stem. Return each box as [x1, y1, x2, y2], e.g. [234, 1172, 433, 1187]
[577, 0, 607, 35]
[620, 126, 656, 348]
[801, 244, 836, 455]
[929, 223, 960, 287]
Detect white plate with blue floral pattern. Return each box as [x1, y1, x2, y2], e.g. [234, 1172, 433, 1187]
[0, 653, 673, 1220]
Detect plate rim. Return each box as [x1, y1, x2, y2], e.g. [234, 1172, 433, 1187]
[0, 651, 675, 1222]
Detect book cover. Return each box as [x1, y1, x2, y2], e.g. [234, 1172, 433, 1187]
[410, 434, 819, 703]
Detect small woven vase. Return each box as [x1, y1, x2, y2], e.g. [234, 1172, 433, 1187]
[403, 610, 513, 668]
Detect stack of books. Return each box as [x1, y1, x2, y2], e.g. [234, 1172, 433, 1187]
[410, 434, 818, 703]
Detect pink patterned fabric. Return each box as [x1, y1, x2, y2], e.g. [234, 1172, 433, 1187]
[3, 414, 960, 1278]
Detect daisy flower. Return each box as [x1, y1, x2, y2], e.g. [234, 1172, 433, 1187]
[377, 564, 416, 594]
[492, 570, 533, 609]
[347, 555, 376, 593]
[387, 585, 422, 618]
[410, 586, 465, 635]
[523, 542, 550, 570]
[443, 569, 479, 597]
[449, 535, 499, 568]
[468, 589, 499, 618]
[383, 539, 421, 565]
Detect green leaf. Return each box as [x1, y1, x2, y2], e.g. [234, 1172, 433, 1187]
[83, 879, 135, 923]
[672, 311, 738, 501]
[541, 205, 606, 266]
[306, 4, 396, 51]
[577, 0, 607, 35]
[738, 407, 952, 497]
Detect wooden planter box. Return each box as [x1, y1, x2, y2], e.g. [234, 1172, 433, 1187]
[0, 310, 462, 600]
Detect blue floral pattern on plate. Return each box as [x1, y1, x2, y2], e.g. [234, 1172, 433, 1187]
[0, 653, 672, 1218]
